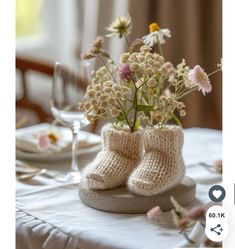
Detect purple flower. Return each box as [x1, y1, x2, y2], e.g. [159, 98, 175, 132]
[188, 65, 212, 95]
[118, 64, 133, 81]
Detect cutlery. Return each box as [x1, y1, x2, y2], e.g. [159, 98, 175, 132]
[16, 160, 55, 180]
[16, 169, 48, 180]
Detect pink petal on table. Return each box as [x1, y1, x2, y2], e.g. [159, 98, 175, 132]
[38, 133, 50, 149]
[146, 206, 162, 220]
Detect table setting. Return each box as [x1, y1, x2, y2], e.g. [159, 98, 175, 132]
[16, 14, 222, 249]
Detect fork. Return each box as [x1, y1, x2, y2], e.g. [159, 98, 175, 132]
[16, 160, 56, 180]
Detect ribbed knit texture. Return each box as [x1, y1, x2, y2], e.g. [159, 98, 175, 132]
[128, 126, 185, 196]
[83, 124, 142, 190]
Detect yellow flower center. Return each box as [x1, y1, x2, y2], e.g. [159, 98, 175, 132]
[48, 132, 59, 144]
[149, 22, 160, 33]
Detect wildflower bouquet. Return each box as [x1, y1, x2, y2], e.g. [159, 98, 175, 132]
[80, 14, 221, 133]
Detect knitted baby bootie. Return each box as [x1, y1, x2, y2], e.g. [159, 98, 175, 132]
[83, 124, 142, 190]
[128, 126, 185, 196]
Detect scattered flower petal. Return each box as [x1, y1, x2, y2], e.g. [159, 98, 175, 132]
[146, 205, 162, 220]
[38, 132, 50, 150]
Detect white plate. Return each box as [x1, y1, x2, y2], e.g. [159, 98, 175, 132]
[16, 123, 101, 162]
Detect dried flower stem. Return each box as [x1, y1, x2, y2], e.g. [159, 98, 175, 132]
[124, 34, 131, 50]
[157, 37, 164, 57]
[116, 99, 132, 129]
[98, 56, 117, 84]
[207, 68, 222, 77]
[176, 86, 198, 100]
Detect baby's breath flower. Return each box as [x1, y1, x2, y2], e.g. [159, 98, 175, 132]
[129, 53, 138, 62]
[84, 102, 92, 111]
[110, 108, 120, 117]
[95, 91, 102, 98]
[115, 91, 123, 98]
[106, 14, 132, 38]
[145, 67, 153, 76]
[103, 86, 113, 93]
[137, 54, 145, 63]
[94, 84, 102, 91]
[180, 110, 186, 117]
[160, 62, 175, 79]
[103, 80, 113, 88]
[120, 53, 130, 64]
[147, 78, 157, 87]
[177, 102, 186, 109]
[140, 45, 152, 52]
[145, 52, 153, 60]
[86, 89, 96, 98]
[130, 62, 139, 71]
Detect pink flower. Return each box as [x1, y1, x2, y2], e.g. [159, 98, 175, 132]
[188, 65, 212, 95]
[38, 132, 50, 150]
[146, 205, 162, 220]
[118, 64, 132, 81]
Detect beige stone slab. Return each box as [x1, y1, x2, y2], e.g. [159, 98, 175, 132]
[78, 176, 196, 214]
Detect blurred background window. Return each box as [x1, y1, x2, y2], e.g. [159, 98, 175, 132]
[16, 0, 43, 38]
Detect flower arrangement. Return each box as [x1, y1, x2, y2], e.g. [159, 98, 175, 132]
[80, 14, 221, 133]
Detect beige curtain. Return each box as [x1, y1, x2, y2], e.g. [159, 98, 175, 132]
[76, 0, 222, 129]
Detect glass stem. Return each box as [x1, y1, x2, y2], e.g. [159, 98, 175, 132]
[70, 130, 79, 173]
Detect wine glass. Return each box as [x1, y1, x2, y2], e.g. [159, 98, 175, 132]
[51, 61, 90, 182]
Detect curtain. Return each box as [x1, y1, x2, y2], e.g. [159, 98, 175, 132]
[76, 0, 222, 129]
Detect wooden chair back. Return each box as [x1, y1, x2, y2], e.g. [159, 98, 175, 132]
[16, 55, 98, 132]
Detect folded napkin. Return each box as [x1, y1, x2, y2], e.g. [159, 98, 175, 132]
[16, 124, 101, 154]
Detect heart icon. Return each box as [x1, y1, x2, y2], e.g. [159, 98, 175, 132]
[212, 189, 222, 199]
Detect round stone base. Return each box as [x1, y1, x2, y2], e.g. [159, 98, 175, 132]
[78, 176, 196, 214]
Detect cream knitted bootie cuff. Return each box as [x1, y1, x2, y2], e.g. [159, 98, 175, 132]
[83, 124, 142, 190]
[128, 126, 185, 196]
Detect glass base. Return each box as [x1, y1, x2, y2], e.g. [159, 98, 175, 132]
[55, 170, 82, 183]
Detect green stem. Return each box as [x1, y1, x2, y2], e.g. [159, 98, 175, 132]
[116, 99, 132, 130]
[171, 113, 182, 127]
[124, 34, 130, 51]
[131, 88, 138, 132]
[157, 37, 164, 57]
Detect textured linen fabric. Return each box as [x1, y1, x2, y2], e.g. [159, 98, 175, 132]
[16, 128, 222, 249]
[83, 124, 142, 190]
[128, 126, 185, 196]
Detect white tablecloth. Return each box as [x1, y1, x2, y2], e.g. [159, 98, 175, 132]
[16, 128, 222, 249]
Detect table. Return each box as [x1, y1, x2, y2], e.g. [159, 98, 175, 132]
[16, 128, 222, 249]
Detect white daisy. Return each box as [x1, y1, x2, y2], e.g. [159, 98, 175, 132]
[143, 22, 171, 46]
[106, 14, 132, 38]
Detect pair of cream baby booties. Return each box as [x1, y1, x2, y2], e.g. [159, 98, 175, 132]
[82, 124, 185, 196]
